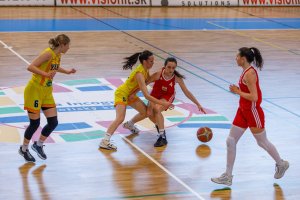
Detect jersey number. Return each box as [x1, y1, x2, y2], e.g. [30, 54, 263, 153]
[34, 100, 39, 108]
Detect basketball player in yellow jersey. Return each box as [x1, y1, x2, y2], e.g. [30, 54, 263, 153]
[99, 50, 173, 150]
[19, 34, 76, 162]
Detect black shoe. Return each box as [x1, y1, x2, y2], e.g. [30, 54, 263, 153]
[31, 141, 47, 160]
[154, 135, 168, 147]
[19, 147, 36, 162]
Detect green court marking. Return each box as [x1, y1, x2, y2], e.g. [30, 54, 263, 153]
[167, 115, 228, 122]
[0, 91, 4, 95]
[61, 78, 101, 86]
[121, 191, 189, 199]
[212, 187, 231, 191]
[97, 191, 189, 199]
[60, 130, 105, 142]
[0, 107, 24, 114]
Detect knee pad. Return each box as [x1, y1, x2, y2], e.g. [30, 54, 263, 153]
[47, 116, 58, 131]
[41, 116, 58, 137]
[24, 118, 40, 140]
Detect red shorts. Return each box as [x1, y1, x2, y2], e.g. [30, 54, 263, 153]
[233, 107, 265, 129]
[150, 92, 175, 111]
[161, 94, 175, 103]
[151, 92, 175, 103]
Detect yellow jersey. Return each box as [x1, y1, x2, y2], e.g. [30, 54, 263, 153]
[30, 47, 61, 87]
[117, 64, 149, 95]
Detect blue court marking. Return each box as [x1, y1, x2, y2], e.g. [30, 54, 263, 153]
[57, 105, 115, 112]
[0, 18, 299, 32]
[178, 123, 231, 129]
[208, 18, 300, 30]
[76, 86, 112, 91]
[55, 122, 91, 131]
[0, 116, 28, 123]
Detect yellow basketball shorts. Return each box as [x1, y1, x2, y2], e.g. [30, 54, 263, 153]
[24, 80, 56, 113]
[114, 88, 138, 106]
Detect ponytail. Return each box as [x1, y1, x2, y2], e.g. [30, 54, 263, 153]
[239, 47, 264, 70]
[250, 47, 263, 70]
[123, 53, 140, 70]
[49, 34, 70, 50]
[174, 70, 185, 79]
[123, 50, 153, 70]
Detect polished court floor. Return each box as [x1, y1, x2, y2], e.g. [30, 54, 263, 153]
[0, 7, 299, 200]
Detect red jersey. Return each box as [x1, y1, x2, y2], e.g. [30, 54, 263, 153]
[238, 66, 262, 110]
[150, 68, 176, 102]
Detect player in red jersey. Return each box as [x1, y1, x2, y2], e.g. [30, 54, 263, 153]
[211, 47, 289, 186]
[123, 57, 206, 147]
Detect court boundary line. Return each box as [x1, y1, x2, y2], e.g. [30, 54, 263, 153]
[0, 40, 30, 64]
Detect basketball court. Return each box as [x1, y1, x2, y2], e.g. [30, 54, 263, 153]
[0, 6, 299, 200]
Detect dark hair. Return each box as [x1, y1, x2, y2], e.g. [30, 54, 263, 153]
[164, 57, 185, 79]
[123, 50, 153, 70]
[239, 47, 264, 70]
[49, 34, 70, 50]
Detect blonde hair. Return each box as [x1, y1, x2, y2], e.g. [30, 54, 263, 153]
[48, 34, 70, 50]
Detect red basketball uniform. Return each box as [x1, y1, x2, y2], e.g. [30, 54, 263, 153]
[233, 66, 265, 129]
[150, 68, 176, 103]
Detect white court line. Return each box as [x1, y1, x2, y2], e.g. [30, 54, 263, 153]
[0, 40, 30, 65]
[1, 39, 206, 200]
[120, 135, 205, 200]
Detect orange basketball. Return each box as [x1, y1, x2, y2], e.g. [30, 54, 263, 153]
[197, 127, 213, 143]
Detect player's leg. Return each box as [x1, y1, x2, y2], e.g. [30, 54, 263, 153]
[19, 112, 40, 163]
[153, 98, 168, 147]
[20, 83, 42, 162]
[31, 88, 57, 160]
[123, 98, 147, 134]
[31, 107, 57, 160]
[146, 102, 159, 133]
[250, 107, 288, 179]
[211, 108, 247, 186]
[100, 104, 126, 150]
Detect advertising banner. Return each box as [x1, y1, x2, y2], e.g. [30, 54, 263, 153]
[0, 0, 54, 6]
[57, 0, 151, 6]
[239, 0, 300, 6]
[152, 0, 239, 6]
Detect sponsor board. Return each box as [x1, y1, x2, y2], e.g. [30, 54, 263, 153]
[1, 0, 298, 6]
[239, 0, 300, 6]
[0, 0, 54, 6]
[57, 0, 151, 6]
[153, 0, 238, 6]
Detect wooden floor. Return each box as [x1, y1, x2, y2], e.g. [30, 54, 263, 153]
[0, 7, 300, 200]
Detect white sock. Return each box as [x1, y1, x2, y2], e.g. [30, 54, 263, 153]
[159, 129, 165, 138]
[253, 130, 282, 164]
[104, 133, 112, 141]
[128, 120, 134, 127]
[37, 140, 44, 147]
[226, 125, 245, 176]
[21, 144, 29, 152]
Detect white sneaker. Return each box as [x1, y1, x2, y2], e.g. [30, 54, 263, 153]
[274, 160, 289, 179]
[211, 173, 233, 186]
[123, 121, 140, 134]
[99, 139, 117, 150]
